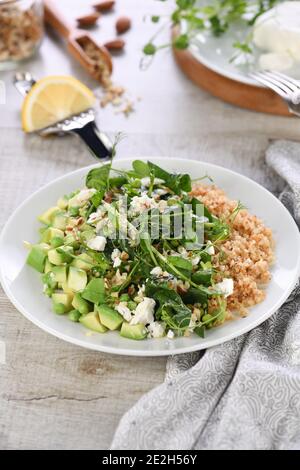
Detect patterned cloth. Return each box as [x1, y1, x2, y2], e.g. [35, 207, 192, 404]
[111, 141, 300, 450]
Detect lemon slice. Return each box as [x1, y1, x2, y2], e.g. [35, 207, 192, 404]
[22, 75, 96, 132]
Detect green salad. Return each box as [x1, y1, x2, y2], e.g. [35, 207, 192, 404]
[25, 160, 236, 340]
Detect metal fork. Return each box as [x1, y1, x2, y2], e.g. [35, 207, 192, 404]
[14, 72, 112, 160]
[250, 70, 300, 117]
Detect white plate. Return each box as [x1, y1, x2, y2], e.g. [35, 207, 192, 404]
[1, 158, 300, 356]
[187, 2, 300, 87]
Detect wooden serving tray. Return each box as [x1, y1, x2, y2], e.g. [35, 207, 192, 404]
[172, 28, 291, 117]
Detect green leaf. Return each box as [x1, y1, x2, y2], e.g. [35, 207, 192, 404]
[109, 176, 127, 188]
[86, 164, 111, 191]
[167, 255, 193, 272]
[143, 43, 157, 55]
[132, 160, 150, 177]
[182, 287, 207, 305]
[173, 33, 190, 50]
[191, 269, 212, 287]
[151, 15, 160, 23]
[91, 190, 105, 208]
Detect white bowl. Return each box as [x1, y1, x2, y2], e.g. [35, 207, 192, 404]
[1, 157, 299, 356]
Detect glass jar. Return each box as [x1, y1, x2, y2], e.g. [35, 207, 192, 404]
[0, 0, 44, 70]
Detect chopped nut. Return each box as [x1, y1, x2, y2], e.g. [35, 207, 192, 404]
[0, 3, 43, 63]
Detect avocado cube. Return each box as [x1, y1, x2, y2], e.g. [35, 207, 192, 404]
[52, 212, 68, 230]
[71, 253, 95, 271]
[61, 282, 74, 294]
[48, 246, 73, 265]
[64, 233, 80, 249]
[67, 267, 87, 292]
[52, 266, 67, 283]
[72, 293, 91, 315]
[120, 323, 147, 340]
[44, 258, 54, 274]
[79, 312, 107, 333]
[97, 305, 123, 331]
[38, 207, 60, 225]
[68, 309, 82, 322]
[82, 278, 105, 304]
[41, 227, 64, 244]
[52, 292, 73, 313]
[26, 245, 48, 273]
[57, 196, 69, 210]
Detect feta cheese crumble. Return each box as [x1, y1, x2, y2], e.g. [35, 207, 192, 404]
[215, 278, 234, 298]
[116, 302, 133, 322]
[87, 236, 107, 251]
[140, 177, 165, 187]
[111, 248, 122, 268]
[167, 330, 175, 339]
[206, 241, 215, 255]
[128, 193, 158, 216]
[130, 297, 156, 325]
[147, 321, 165, 338]
[150, 266, 163, 277]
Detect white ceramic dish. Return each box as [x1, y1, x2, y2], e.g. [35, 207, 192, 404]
[187, 1, 300, 87]
[1, 157, 300, 356]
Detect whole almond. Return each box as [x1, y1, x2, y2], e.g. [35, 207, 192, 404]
[77, 12, 100, 28]
[94, 1, 115, 12]
[116, 16, 131, 35]
[104, 39, 125, 51]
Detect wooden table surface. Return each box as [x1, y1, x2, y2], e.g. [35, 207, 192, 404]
[1, 0, 300, 450]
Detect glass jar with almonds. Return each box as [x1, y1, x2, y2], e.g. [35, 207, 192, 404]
[0, 0, 44, 69]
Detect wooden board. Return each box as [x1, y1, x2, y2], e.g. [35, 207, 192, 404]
[172, 28, 291, 117]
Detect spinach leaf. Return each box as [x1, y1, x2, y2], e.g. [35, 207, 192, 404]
[86, 164, 111, 190]
[182, 287, 208, 305]
[147, 161, 191, 195]
[109, 176, 127, 188]
[91, 189, 105, 208]
[167, 256, 193, 272]
[145, 282, 192, 333]
[132, 160, 150, 177]
[191, 269, 212, 287]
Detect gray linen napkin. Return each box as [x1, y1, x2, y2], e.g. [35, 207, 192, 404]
[111, 141, 300, 450]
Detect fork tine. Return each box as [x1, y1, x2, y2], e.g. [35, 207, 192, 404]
[256, 71, 295, 95]
[250, 72, 289, 99]
[262, 70, 300, 93]
[264, 70, 300, 91]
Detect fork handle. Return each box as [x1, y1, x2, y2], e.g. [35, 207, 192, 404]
[73, 121, 112, 160]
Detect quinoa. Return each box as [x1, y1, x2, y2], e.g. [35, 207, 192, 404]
[191, 184, 274, 317]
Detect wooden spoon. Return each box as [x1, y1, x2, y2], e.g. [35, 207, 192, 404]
[44, 0, 113, 85]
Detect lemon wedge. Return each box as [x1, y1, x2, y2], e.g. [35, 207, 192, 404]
[21, 75, 96, 132]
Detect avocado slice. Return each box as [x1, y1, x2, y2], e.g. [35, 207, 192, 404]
[72, 293, 91, 315]
[97, 305, 123, 331]
[52, 291, 73, 313]
[71, 253, 95, 271]
[26, 244, 48, 273]
[82, 278, 105, 304]
[120, 323, 148, 340]
[38, 207, 60, 225]
[41, 227, 64, 244]
[52, 212, 68, 230]
[52, 266, 67, 283]
[48, 246, 73, 265]
[79, 312, 107, 333]
[67, 267, 87, 292]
